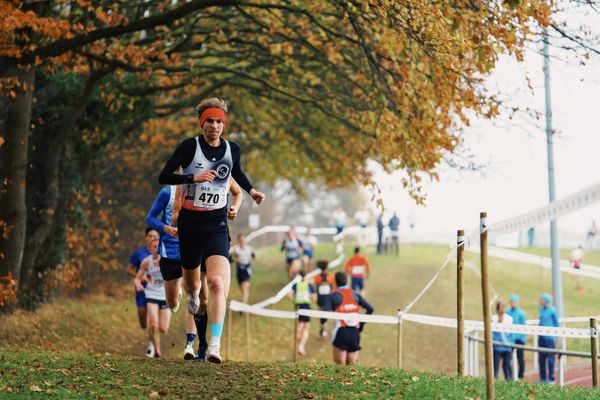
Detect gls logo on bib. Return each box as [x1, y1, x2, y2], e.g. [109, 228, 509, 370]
[216, 164, 230, 179]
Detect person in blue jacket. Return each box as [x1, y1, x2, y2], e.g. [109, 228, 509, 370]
[492, 301, 514, 380]
[146, 186, 201, 360]
[538, 293, 559, 383]
[506, 294, 527, 379]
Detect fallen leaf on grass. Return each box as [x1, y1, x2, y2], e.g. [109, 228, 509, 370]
[30, 385, 42, 392]
[411, 376, 419, 382]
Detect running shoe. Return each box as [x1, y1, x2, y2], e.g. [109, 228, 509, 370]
[183, 341, 195, 360]
[195, 345, 207, 362]
[320, 327, 328, 338]
[206, 343, 222, 364]
[146, 347, 156, 358]
[170, 288, 183, 313]
[187, 291, 200, 315]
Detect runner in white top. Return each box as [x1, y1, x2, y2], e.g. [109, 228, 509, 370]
[230, 233, 255, 304]
[135, 239, 172, 358]
[302, 227, 318, 272]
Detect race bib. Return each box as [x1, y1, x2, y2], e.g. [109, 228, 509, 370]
[193, 184, 227, 209]
[352, 265, 365, 275]
[318, 285, 331, 295]
[296, 291, 310, 303]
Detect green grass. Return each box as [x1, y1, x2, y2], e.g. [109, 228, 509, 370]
[2, 241, 600, 398]
[0, 350, 597, 399]
[514, 246, 600, 266]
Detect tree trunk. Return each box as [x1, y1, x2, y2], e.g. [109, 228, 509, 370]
[19, 67, 114, 302]
[18, 68, 112, 297]
[0, 69, 34, 286]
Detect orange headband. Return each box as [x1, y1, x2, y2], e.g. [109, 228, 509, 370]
[199, 108, 226, 127]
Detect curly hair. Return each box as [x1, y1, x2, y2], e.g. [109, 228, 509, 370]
[195, 98, 228, 118]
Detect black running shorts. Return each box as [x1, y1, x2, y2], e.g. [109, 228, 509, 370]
[333, 327, 361, 352]
[296, 303, 311, 323]
[159, 257, 182, 281]
[178, 209, 230, 270]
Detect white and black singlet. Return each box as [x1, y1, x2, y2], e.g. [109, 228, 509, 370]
[159, 136, 254, 269]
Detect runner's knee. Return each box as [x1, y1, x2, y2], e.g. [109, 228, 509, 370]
[208, 275, 225, 292]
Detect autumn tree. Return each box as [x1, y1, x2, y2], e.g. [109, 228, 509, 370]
[3, 0, 599, 309]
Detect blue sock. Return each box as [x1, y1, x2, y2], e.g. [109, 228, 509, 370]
[186, 333, 195, 344]
[210, 323, 223, 339]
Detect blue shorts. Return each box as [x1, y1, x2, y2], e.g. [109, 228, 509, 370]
[296, 303, 311, 323]
[135, 289, 146, 308]
[351, 277, 364, 291]
[303, 249, 314, 259]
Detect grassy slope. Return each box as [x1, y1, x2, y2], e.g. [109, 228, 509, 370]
[2, 242, 600, 398]
[514, 246, 600, 266]
[0, 351, 597, 399]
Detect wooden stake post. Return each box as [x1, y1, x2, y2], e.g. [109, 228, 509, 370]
[245, 311, 251, 361]
[226, 305, 233, 361]
[292, 312, 298, 362]
[397, 309, 403, 369]
[591, 318, 598, 388]
[480, 212, 494, 400]
[457, 229, 465, 376]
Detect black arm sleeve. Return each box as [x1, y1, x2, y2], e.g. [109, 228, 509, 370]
[158, 138, 196, 185]
[323, 293, 341, 312]
[356, 294, 374, 315]
[355, 293, 373, 332]
[230, 142, 254, 193]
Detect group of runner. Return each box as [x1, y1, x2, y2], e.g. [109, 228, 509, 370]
[127, 96, 375, 366]
[288, 247, 374, 364]
[128, 98, 264, 363]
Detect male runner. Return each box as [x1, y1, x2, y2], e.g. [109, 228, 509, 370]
[127, 227, 160, 336]
[302, 227, 317, 272]
[134, 239, 172, 358]
[324, 272, 374, 365]
[289, 269, 316, 355]
[313, 259, 335, 337]
[344, 247, 370, 295]
[281, 227, 303, 279]
[158, 97, 265, 363]
[230, 233, 255, 304]
[147, 180, 243, 360]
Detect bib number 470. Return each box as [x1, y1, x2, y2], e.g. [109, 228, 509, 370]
[198, 192, 219, 204]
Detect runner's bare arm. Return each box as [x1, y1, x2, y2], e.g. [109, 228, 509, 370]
[134, 259, 149, 291]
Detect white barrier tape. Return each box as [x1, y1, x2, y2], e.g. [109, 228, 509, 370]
[229, 300, 296, 319]
[230, 301, 592, 338]
[245, 225, 362, 244]
[403, 313, 591, 338]
[526, 316, 600, 326]
[402, 246, 458, 313]
[467, 246, 600, 280]
[297, 308, 398, 324]
[251, 252, 345, 309]
[467, 181, 600, 245]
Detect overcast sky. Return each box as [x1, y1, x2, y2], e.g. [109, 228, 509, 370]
[372, 16, 600, 247]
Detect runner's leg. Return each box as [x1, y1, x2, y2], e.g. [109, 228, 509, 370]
[147, 302, 159, 356]
[333, 347, 347, 365]
[240, 281, 250, 304]
[195, 271, 209, 360]
[299, 322, 310, 355]
[346, 351, 359, 365]
[206, 255, 230, 363]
